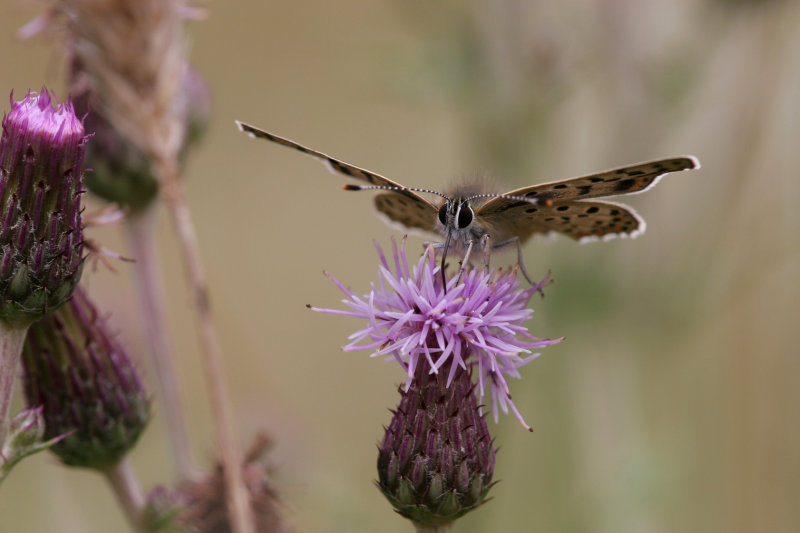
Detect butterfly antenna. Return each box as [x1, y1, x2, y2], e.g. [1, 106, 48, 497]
[343, 184, 452, 201]
[464, 192, 550, 206]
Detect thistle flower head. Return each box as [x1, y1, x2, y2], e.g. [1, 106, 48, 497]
[313, 237, 562, 429]
[378, 359, 496, 527]
[0, 89, 86, 326]
[21, 286, 149, 470]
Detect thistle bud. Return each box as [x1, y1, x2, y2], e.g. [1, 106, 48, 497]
[142, 486, 186, 533]
[0, 89, 86, 327]
[71, 86, 158, 213]
[72, 65, 211, 212]
[3, 405, 45, 451]
[377, 360, 497, 528]
[156, 435, 288, 533]
[0, 406, 70, 484]
[21, 286, 150, 470]
[182, 67, 212, 151]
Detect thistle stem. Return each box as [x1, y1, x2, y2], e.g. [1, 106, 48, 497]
[157, 156, 255, 533]
[0, 322, 29, 447]
[125, 208, 195, 480]
[414, 524, 453, 533]
[105, 458, 145, 533]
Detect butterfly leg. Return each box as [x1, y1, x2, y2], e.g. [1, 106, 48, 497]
[456, 239, 475, 285]
[491, 236, 535, 285]
[481, 234, 492, 274]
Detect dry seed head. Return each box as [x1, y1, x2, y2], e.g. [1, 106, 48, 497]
[60, 0, 187, 164]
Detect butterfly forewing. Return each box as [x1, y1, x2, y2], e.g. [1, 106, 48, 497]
[477, 156, 698, 242]
[236, 121, 437, 217]
[480, 157, 698, 209]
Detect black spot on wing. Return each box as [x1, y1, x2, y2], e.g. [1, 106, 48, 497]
[614, 178, 637, 192]
[327, 159, 352, 176]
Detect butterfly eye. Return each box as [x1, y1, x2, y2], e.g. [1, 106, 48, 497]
[457, 204, 473, 229]
[438, 204, 448, 226]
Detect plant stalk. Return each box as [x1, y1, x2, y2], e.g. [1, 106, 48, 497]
[105, 458, 146, 533]
[0, 322, 29, 447]
[157, 156, 255, 533]
[414, 523, 454, 533]
[125, 208, 195, 480]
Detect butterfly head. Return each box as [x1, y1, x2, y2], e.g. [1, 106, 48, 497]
[437, 198, 475, 234]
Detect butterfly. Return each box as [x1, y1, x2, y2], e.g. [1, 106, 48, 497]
[236, 121, 699, 285]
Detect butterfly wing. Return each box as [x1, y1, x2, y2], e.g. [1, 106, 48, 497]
[482, 157, 699, 205]
[236, 121, 439, 230]
[477, 156, 699, 242]
[480, 199, 646, 242]
[374, 193, 439, 234]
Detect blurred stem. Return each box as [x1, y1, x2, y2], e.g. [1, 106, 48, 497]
[415, 524, 453, 533]
[125, 208, 195, 480]
[157, 155, 255, 533]
[0, 322, 29, 447]
[105, 458, 145, 533]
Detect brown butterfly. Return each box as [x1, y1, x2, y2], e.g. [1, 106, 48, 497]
[236, 121, 699, 285]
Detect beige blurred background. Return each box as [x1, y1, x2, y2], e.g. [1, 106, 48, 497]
[1, 0, 799, 532]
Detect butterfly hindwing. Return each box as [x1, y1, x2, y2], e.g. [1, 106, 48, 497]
[480, 199, 644, 243]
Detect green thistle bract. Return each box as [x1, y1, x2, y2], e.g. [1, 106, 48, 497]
[22, 287, 150, 470]
[0, 89, 86, 327]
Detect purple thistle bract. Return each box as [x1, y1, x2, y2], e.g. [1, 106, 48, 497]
[312, 237, 562, 430]
[22, 286, 150, 469]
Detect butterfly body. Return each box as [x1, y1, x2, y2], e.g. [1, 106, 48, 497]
[236, 121, 700, 277]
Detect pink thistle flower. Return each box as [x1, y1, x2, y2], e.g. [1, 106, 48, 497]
[311, 237, 562, 430]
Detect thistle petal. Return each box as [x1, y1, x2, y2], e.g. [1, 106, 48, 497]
[313, 237, 562, 427]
